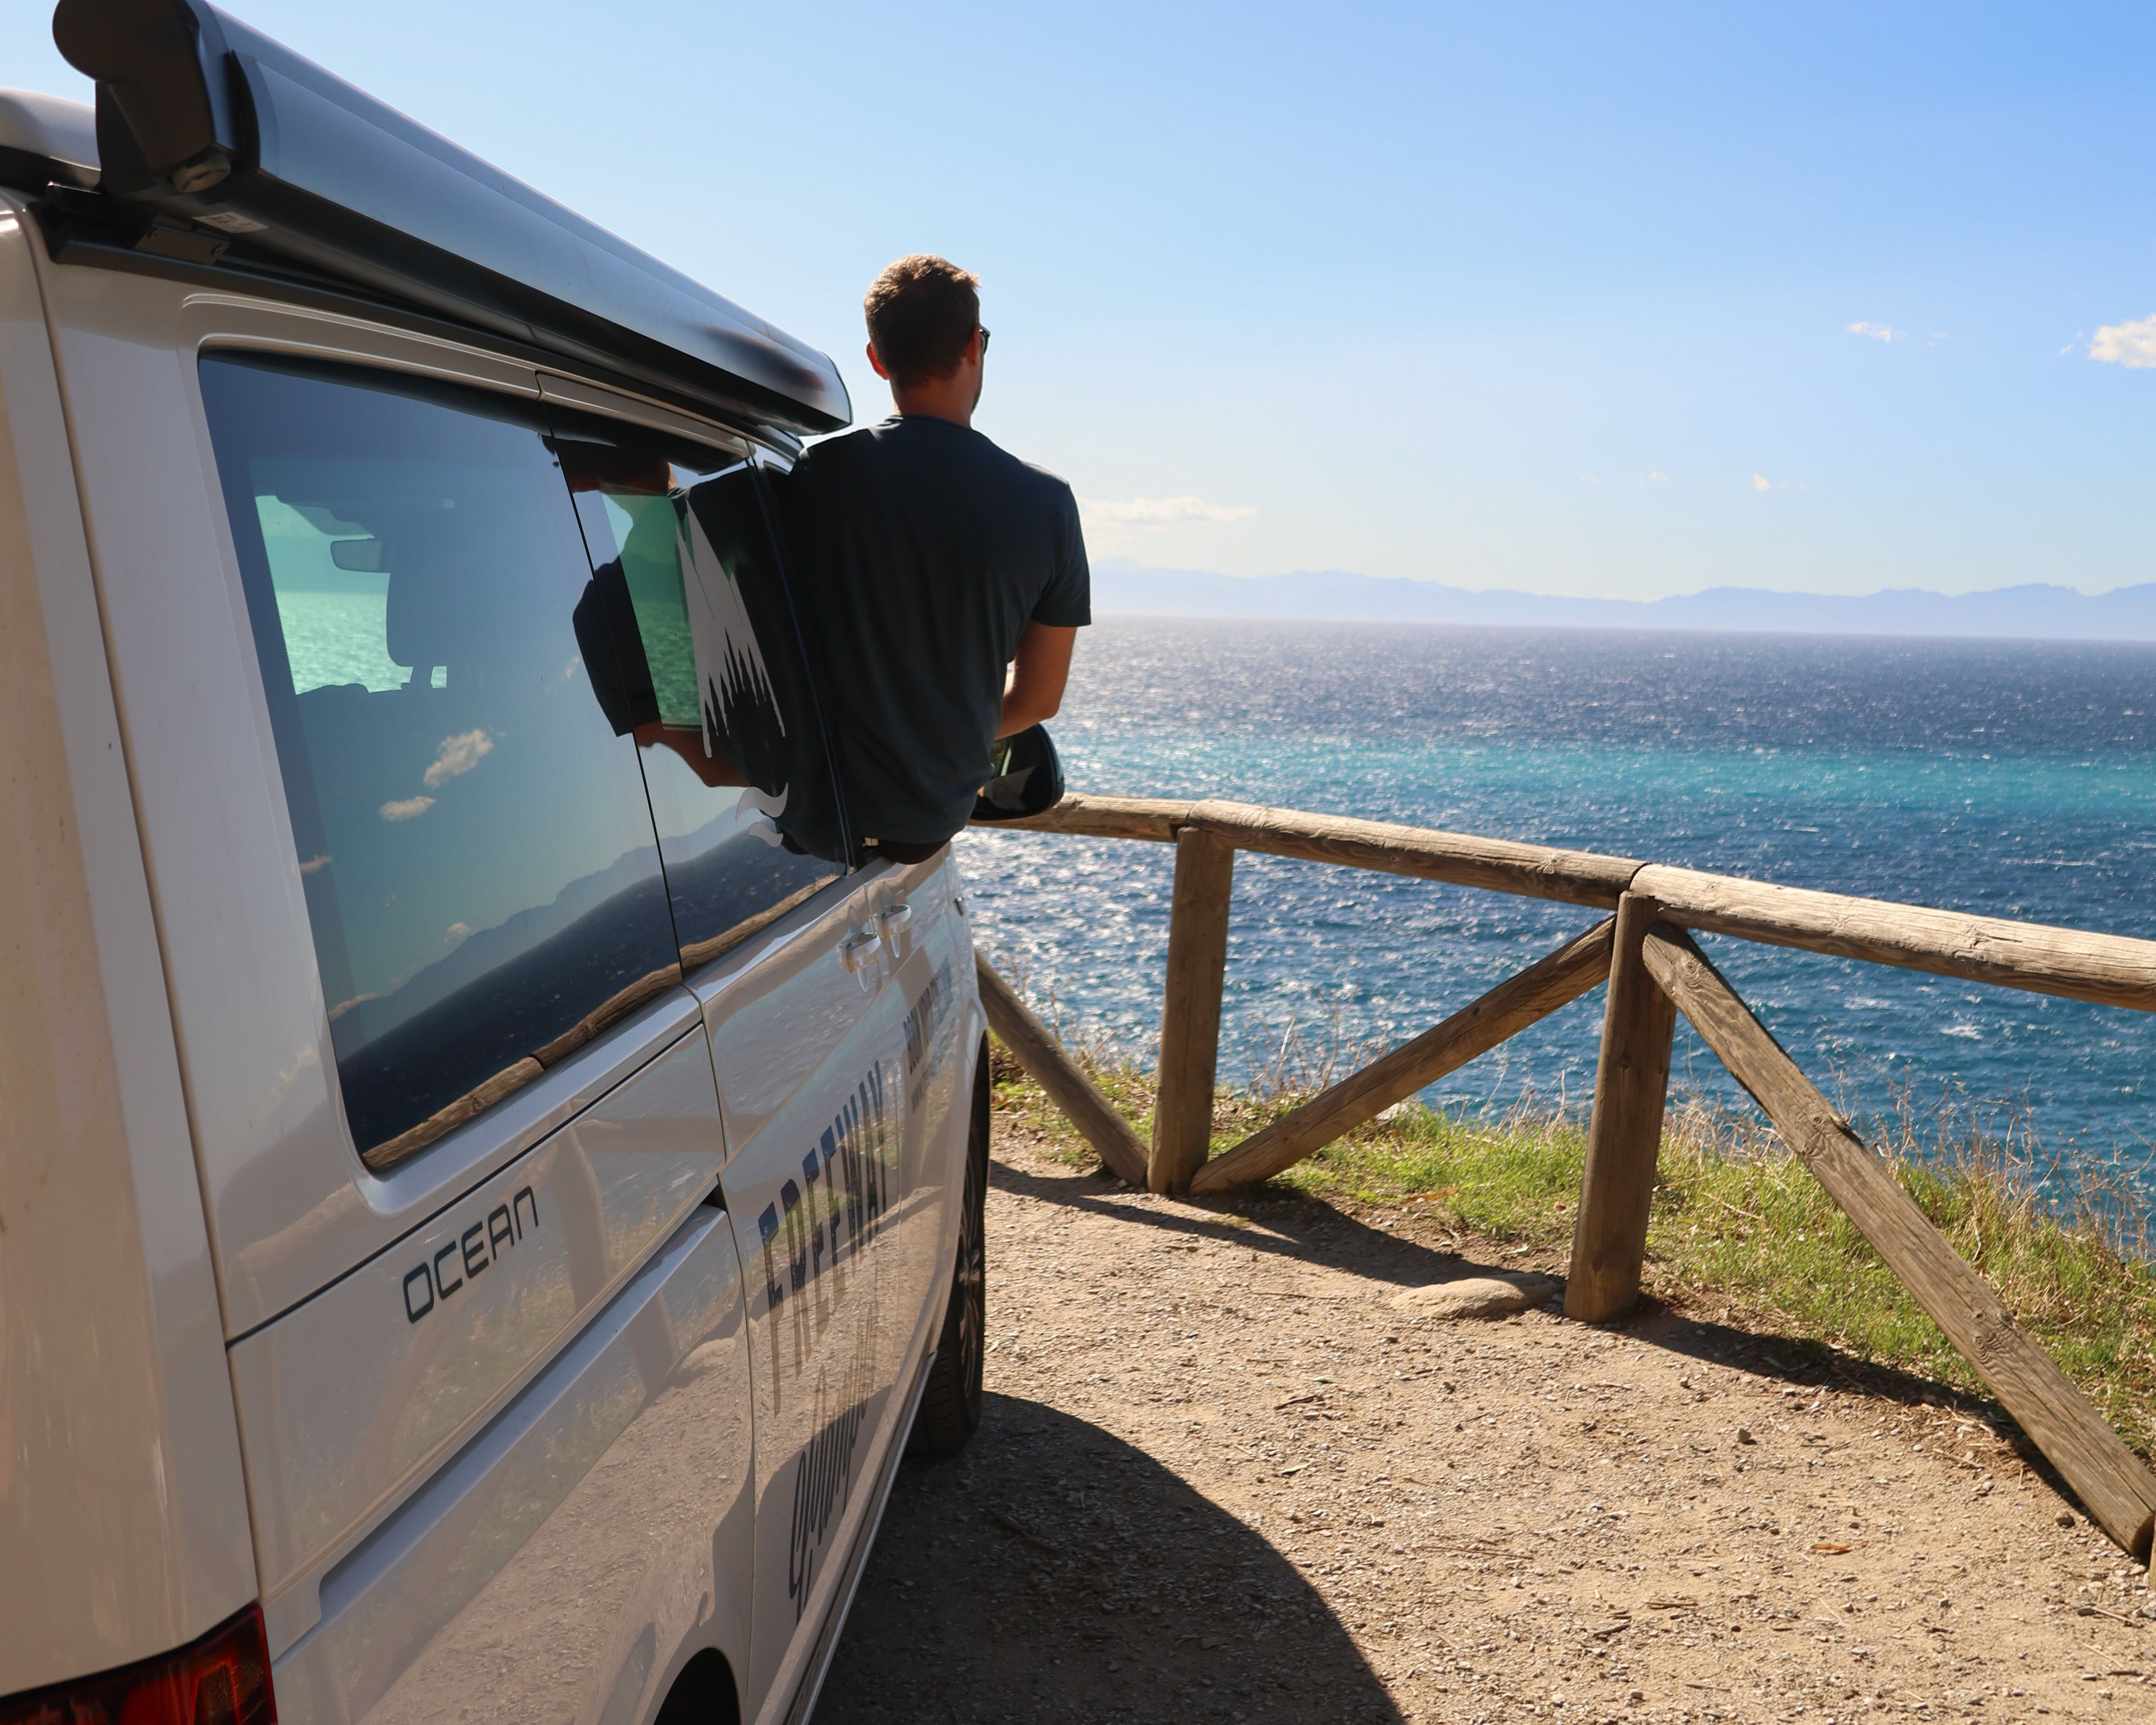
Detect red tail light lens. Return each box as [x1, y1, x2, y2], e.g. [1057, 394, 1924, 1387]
[0, 1606, 275, 1725]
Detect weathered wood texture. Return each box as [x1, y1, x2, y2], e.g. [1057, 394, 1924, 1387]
[985, 793, 1642, 908]
[982, 795, 2156, 1011]
[1181, 800, 1641, 908]
[1565, 896, 1678, 1322]
[986, 792, 1194, 843]
[974, 952, 1149, 1187]
[1642, 925, 2156, 1560]
[1190, 918, 1617, 1194]
[1636, 864, 2156, 1014]
[1152, 828, 1237, 1193]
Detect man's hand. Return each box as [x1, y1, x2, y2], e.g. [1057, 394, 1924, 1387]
[998, 621, 1077, 738]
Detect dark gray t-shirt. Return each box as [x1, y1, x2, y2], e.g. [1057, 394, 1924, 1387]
[779, 415, 1090, 845]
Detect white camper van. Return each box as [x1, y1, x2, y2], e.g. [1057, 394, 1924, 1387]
[0, 5, 989, 1722]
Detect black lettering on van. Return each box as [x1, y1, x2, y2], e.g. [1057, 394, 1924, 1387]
[751, 1059, 897, 1400]
[801, 1147, 828, 1286]
[399, 1183, 541, 1324]
[403, 1263, 434, 1323]
[786, 1350, 876, 1621]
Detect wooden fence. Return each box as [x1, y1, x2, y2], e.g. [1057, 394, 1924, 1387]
[967, 792, 2156, 1563]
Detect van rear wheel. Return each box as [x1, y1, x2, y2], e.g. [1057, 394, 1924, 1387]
[911, 1056, 989, 1455]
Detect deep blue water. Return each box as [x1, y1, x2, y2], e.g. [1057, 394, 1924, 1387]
[953, 620, 2156, 1193]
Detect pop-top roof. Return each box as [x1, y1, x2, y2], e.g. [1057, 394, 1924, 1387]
[29, 0, 849, 437]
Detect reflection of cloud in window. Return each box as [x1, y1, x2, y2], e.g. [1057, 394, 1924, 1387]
[327, 992, 377, 1021]
[423, 729, 494, 788]
[444, 920, 472, 946]
[380, 795, 436, 822]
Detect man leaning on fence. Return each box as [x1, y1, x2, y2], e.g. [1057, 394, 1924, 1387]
[777, 254, 1091, 863]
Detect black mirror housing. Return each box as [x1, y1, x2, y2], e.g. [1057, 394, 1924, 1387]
[971, 724, 1065, 823]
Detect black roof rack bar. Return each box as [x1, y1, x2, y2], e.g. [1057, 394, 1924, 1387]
[52, 0, 851, 437]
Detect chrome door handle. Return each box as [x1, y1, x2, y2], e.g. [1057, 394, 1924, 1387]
[839, 934, 881, 973]
[878, 905, 913, 939]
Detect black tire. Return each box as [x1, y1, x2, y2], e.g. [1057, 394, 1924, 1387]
[911, 1048, 989, 1457]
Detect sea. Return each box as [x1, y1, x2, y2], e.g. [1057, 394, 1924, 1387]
[952, 619, 2156, 1197]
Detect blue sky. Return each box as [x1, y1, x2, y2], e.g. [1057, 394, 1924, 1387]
[11, 2, 2155, 599]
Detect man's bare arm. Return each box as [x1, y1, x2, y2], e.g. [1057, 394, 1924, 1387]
[998, 622, 1077, 738]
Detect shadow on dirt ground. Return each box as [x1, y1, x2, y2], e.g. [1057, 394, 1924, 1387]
[815, 1391, 1404, 1724]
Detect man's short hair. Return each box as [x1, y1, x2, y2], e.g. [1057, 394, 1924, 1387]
[864, 255, 981, 387]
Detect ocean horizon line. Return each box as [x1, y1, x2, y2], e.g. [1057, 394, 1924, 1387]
[1090, 559, 2156, 641]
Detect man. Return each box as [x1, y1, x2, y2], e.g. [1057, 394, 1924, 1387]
[780, 254, 1089, 861]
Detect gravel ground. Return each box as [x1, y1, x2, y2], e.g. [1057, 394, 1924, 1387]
[816, 1111, 2156, 1724]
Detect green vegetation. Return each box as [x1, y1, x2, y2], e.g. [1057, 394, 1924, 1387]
[990, 1047, 2156, 1458]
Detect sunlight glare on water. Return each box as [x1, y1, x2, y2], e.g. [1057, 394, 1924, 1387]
[956, 620, 2156, 1186]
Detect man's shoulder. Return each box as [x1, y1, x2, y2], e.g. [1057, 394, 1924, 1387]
[796, 418, 1076, 515]
[969, 436, 1079, 516]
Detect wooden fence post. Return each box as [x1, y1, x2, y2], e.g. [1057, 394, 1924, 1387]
[1152, 825, 1236, 1193]
[1566, 890, 1677, 1321]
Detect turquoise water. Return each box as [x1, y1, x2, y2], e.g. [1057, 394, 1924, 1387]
[953, 620, 2156, 1189]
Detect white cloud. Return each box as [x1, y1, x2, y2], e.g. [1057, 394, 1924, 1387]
[1847, 321, 1907, 343]
[298, 852, 331, 875]
[1079, 495, 1256, 527]
[1752, 474, 1773, 492]
[2091, 314, 2156, 368]
[423, 728, 494, 788]
[445, 921, 472, 946]
[380, 795, 435, 822]
[1647, 471, 1668, 483]
[327, 992, 376, 1021]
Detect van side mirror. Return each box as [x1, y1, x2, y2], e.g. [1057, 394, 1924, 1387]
[972, 724, 1065, 823]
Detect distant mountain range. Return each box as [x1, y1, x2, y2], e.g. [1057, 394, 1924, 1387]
[1090, 559, 2156, 640]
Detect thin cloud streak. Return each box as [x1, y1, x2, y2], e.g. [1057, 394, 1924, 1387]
[1080, 495, 1257, 527]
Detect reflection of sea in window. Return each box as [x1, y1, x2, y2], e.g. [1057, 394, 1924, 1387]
[258, 498, 404, 693]
[202, 357, 679, 1166]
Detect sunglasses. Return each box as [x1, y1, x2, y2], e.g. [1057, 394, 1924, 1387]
[977, 326, 992, 355]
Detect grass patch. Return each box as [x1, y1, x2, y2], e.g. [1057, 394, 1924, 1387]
[988, 1042, 2156, 1459]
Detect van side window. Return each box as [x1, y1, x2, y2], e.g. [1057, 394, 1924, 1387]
[555, 423, 846, 970]
[200, 356, 681, 1169]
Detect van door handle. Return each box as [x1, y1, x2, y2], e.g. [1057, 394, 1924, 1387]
[878, 905, 912, 939]
[840, 933, 881, 973]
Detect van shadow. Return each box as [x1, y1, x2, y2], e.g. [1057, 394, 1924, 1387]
[814, 1393, 1405, 1725]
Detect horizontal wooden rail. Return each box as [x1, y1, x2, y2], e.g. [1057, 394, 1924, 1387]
[1190, 918, 1616, 1194]
[984, 791, 2156, 1013]
[994, 793, 1641, 908]
[1635, 865, 2156, 1014]
[1642, 925, 2156, 1559]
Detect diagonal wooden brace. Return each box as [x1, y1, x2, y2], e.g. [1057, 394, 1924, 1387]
[1642, 923, 2156, 1563]
[974, 951, 1150, 1187]
[1190, 918, 1617, 1195]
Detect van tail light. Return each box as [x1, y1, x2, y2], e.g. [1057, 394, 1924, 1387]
[0, 1605, 276, 1725]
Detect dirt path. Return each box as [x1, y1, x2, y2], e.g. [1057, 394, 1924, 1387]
[816, 1117, 2155, 1723]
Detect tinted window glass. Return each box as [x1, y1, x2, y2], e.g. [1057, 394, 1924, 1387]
[556, 425, 846, 968]
[201, 357, 680, 1167]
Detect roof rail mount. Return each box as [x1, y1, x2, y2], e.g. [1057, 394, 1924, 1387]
[50, 0, 850, 438]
